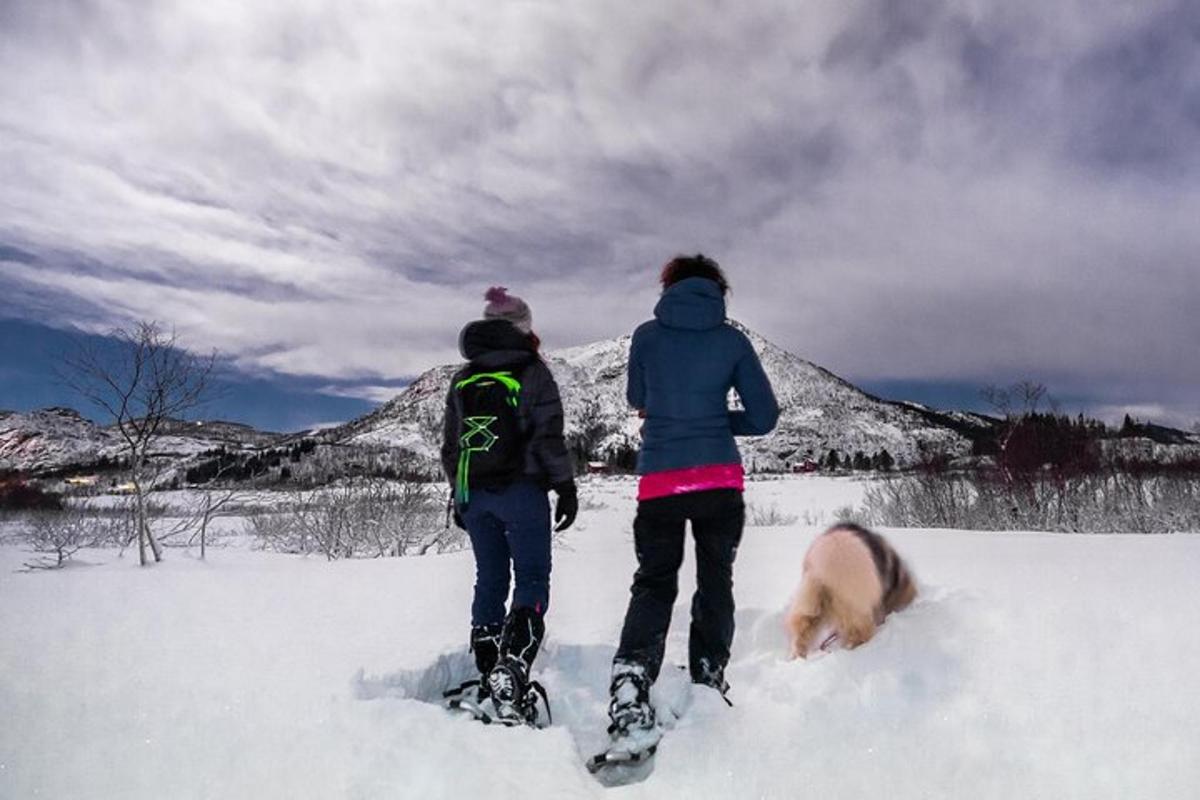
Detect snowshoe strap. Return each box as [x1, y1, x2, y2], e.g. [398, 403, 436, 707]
[442, 679, 481, 700]
[527, 679, 552, 727]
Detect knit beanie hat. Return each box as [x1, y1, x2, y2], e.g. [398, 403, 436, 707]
[483, 286, 532, 334]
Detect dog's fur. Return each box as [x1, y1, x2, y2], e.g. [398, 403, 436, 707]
[786, 523, 917, 658]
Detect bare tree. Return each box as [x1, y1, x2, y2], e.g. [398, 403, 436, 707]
[981, 380, 1048, 486]
[62, 321, 217, 566]
[981, 381, 1047, 420]
[156, 485, 247, 560]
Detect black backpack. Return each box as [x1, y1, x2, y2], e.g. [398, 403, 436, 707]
[453, 367, 527, 505]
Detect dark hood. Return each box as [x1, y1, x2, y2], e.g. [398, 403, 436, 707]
[458, 319, 537, 368]
[653, 277, 727, 331]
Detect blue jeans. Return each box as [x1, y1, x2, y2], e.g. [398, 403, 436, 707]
[462, 481, 552, 627]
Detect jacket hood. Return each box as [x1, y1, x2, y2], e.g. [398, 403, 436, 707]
[653, 277, 727, 331]
[458, 319, 536, 368]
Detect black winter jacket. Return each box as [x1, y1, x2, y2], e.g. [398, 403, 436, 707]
[441, 320, 574, 492]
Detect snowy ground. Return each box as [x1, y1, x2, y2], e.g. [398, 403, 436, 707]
[2, 475, 1198, 799]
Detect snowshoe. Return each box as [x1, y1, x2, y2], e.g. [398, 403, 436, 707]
[586, 740, 658, 778]
[587, 663, 661, 784]
[443, 677, 493, 722]
[446, 608, 551, 728]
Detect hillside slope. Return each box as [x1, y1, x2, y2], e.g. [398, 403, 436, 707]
[337, 322, 972, 470]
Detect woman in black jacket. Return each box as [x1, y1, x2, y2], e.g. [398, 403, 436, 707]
[441, 287, 577, 726]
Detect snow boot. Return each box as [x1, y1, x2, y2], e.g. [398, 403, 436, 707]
[498, 605, 545, 672]
[486, 656, 532, 724]
[607, 662, 657, 739]
[485, 606, 551, 727]
[443, 622, 504, 717]
[470, 622, 504, 691]
[690, 657, 732, 706]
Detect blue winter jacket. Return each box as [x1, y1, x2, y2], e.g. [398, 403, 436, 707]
[627, 277, 780, 474]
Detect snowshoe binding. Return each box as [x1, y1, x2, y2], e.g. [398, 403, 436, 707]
[446, 609, 551, 728]
[485, 656, 551, 728]
[443, 623, 503, 720]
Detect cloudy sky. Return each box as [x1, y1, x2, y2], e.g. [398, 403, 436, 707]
[1, 0, 1197, 429]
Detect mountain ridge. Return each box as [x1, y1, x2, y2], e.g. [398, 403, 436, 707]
[330, 321, 979, 471]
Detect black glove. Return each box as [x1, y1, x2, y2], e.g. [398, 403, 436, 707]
[446, 490, 466, 530]
[552, 481, 578, 532]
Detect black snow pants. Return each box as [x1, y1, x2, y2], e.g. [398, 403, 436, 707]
[613, 489, 745, 685]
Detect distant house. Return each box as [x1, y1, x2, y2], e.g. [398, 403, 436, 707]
[586, 461, 611, 475]
[790, 460, 818, 474]
[65, 475, 98, 486]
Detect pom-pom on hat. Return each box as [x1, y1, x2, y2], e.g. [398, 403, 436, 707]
[483, 286, 532, 333]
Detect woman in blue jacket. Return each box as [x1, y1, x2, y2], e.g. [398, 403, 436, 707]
[607, 255, 779, 743]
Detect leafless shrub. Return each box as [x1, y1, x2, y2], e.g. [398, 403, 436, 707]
[19, 504, 116, 569]
[831, 505, 859, 525]
[862, 469, 1200, 533]
[247, 479, 458, 559]
[746, 502, 800, 527]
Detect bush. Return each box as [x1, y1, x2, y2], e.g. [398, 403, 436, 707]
[745, 503, 800, 527]
[0, 480, 63, 512]
[19, 503, 118, 568]
[246, 479, 458, 559]
[862, 467, 1200, 533]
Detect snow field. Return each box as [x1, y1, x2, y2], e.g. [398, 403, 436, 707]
[1, 475, 1198, 799]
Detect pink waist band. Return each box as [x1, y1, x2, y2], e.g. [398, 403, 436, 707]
[637, 464, 745, 502]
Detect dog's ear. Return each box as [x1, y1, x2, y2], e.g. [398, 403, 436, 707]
[884, 558, 917, 613]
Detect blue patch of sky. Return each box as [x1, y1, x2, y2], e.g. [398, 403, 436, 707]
[0, 318, 378, 432]
[859, 378, 1123, 424]
[856, 378, 995, 414]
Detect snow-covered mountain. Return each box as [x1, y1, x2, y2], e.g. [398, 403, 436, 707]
[334, 323, 977, 471]
[0, 408, 119, 474]
[0, 408, 284, 475]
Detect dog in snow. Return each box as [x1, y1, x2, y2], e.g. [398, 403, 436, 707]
[786, 523, 917, 658]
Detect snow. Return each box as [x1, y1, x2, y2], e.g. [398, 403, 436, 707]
[2, 475, 1199, 799]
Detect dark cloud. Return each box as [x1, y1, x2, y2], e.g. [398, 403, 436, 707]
[823, 0, 950, 72]
[0, 0, 1196, 424]
[1065, 0, 1200, 173]
[0, 243, 38, 264]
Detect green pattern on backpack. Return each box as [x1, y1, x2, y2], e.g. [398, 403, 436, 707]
[454, 371, 523, 505]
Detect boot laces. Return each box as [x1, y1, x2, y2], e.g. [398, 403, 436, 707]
[488, 666, 517, 703]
